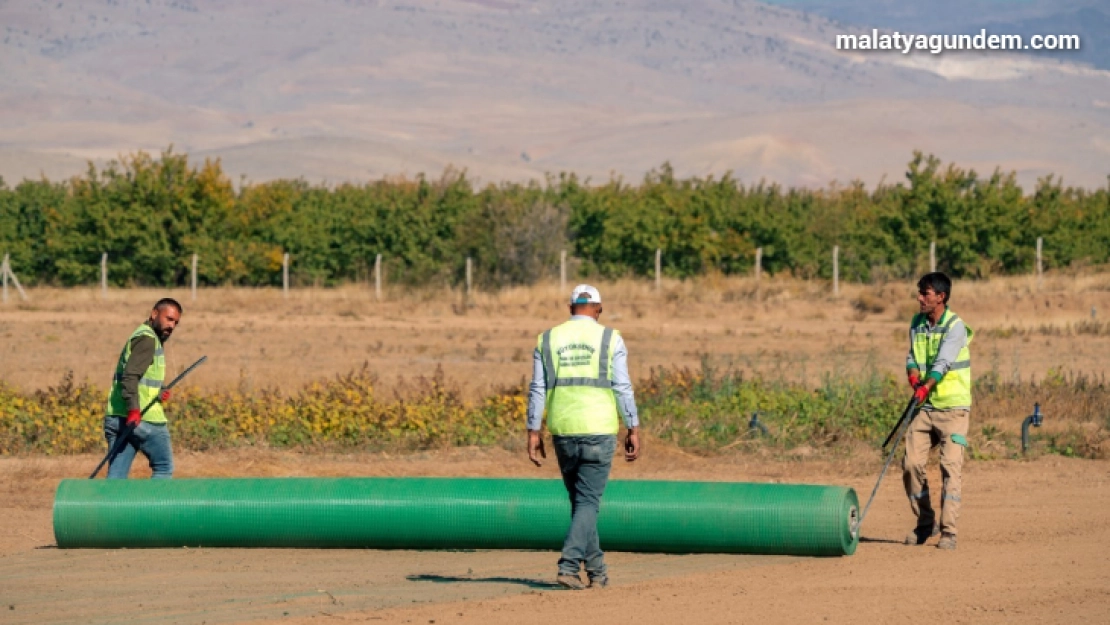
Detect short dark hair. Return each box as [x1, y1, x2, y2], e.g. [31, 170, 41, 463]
[917, 272, 952, 304]
[153, 298, 183, 314]
[570, 302, 602, 315]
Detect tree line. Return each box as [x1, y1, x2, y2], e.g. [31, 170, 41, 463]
[0, 148, 1107, 288]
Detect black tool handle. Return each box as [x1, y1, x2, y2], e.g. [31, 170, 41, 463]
[855, 396, 924, 534]
[88, 356, 208, 479]
[882, 396, 919, 449]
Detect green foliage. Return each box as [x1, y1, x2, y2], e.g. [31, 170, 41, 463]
[637, 359, 903, 452]
[0, 367, 528, 454]
[457, 182, 569, 287]
[0, 149, 1108, 286]
[1, 364, 1107, 458]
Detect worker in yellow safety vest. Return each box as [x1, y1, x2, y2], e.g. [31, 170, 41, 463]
[104, 298, 183, 479]
[904, 272, 973, 550]
[527, 284, 640, 590]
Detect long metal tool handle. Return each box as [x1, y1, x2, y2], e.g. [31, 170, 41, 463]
[160, 355, 209, 393]
[88, 356, 208, 479]
[881, 395, 917, 449]
[855, 397, 921, 534]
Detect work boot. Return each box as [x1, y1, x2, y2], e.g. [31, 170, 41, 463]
[936, 533, 957, 550]
[557, 573, 587, 590]
[588, 575, 609, 590]
[904, 524, 939, 546]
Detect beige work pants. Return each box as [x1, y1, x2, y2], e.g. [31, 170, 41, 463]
[902, 408, 970, 536]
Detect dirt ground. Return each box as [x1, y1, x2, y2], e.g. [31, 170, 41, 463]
[2, 274, 1109, 396]
[0, 449, 1107, 625]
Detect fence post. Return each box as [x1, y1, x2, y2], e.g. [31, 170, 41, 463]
[191, 254, 198, 302]
[282, 252, 290, 299]
[654, 248, 661, 291]
[560, 249, 567, 293]
[930, 241, 936, 272]
[100, 253, 108, 300]
[374, 254, 382, 302]
[466, 256, 472, 301]
[11, 264, 26, 301]
[754, 247, 763, 301]
[1, 254, 8, 303]
[833, 245, 839, 297]
[1036, 237, 1043, 288]
[1, 254, 27, 302]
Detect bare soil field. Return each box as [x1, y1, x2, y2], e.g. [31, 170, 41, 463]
[1, 274, 1109, 396]
[0, 449, 1107, 625]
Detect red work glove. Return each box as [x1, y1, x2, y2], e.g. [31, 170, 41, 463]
[160, 389, 171, 403]
[125, 408, 142, 428]
[907, 371, 921, 389]
[912, 384, 930, 405]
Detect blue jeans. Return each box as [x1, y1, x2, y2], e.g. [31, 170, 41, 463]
[553, 434, 616, 578]
[103, 416, 174, 479]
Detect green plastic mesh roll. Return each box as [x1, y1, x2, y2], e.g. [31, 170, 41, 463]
[53, 478, 859, 556]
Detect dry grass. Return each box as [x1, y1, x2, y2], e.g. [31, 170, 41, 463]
[1, 271, 1110, 397]
[2, 271, 1107, 461]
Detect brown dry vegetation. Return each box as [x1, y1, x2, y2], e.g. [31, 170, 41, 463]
[2, 272, 1110, 396]
[3, 272, 1109, 460]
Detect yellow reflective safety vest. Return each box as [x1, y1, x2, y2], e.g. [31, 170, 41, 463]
[107, 323, 167, 423]
[910, 308, 973, 409]
[537, 318, 620, 435]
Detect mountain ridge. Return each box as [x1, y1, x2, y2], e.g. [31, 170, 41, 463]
[1, 0, 1107, 189]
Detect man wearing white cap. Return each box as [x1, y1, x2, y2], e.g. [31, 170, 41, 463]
[527, 284, 641, 590]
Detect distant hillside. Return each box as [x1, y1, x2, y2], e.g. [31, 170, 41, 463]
[0, 0, 1107, 189]
[774, 0, 1109, 70]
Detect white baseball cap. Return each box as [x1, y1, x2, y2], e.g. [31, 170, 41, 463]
[570, 284, 602, 304]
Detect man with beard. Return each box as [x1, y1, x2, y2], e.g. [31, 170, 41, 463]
[104, 298, 183, 479]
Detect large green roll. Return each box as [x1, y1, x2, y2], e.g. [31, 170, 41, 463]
[53, 478, 859, 556]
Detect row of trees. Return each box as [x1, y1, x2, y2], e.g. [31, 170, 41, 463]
[0, 149, 1107, 287]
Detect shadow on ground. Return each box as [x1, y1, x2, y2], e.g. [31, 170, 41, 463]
[408, 574, 561, 589]
[860, 536, 903, 545]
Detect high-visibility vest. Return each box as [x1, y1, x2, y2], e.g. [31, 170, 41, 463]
[106, 323, 167, 423]
[910, 308, 973, 409]
[536, 319, 621, 435]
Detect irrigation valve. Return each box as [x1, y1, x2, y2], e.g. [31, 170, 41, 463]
[1021, 402, 1044, 454]
[748, 412, 770, 437]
